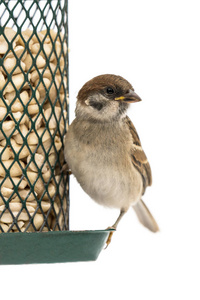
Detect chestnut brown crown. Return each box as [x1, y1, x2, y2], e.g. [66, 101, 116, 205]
[77, 74, 137, 103]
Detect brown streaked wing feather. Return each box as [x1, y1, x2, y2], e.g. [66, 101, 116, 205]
[125, 116, 152, 192]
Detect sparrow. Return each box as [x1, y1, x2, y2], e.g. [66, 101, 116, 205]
[64, 74, 159, 245]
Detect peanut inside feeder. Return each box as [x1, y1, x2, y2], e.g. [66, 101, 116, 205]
[0, 27, 69, 233]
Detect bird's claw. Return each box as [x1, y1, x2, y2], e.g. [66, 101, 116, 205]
[61, 163, 72, 175]
[104, 227, 116, 249]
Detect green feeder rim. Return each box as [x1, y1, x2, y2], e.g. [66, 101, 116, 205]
[0, 229, 115, 264]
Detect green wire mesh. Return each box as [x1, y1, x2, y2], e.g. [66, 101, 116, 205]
[0, 0, 69, 233]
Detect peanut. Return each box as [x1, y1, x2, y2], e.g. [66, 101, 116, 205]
[0, 27, 68, 232]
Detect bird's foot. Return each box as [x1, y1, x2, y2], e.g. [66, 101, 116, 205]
[104, 227, 116, 249]
[61, 163, 72, 175]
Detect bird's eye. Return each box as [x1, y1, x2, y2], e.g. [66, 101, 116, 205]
[106, 87, 115, 94]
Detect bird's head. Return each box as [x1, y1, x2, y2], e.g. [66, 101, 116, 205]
[75, 74, 141, 122]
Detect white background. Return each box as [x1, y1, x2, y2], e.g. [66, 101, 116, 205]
[1, 0, 200, 299]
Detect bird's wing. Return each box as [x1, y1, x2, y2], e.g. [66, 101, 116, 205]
[125, 116, 152, 193]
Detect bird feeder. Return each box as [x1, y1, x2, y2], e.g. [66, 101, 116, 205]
[0, 0, 111, 264]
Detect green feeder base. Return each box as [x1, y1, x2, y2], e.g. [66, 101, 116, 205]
[0, 229, 114, 265]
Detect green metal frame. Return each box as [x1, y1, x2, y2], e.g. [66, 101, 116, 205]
[0, 0, 69, 232]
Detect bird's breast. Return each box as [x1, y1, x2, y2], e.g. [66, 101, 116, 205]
[64, 119, 143, 208]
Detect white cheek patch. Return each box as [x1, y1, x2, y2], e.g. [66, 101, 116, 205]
[85, 99, 90, 106]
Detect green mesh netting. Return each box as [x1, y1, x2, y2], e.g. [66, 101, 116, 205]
[0, 0, 69, 233]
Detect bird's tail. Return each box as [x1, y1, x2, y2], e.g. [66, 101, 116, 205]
[132, 199, 159, 232]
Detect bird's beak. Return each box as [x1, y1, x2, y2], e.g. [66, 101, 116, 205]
[114, 89, 142, 103]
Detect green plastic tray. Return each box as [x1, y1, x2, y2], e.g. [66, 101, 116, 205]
[0, 229, 114, 265]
